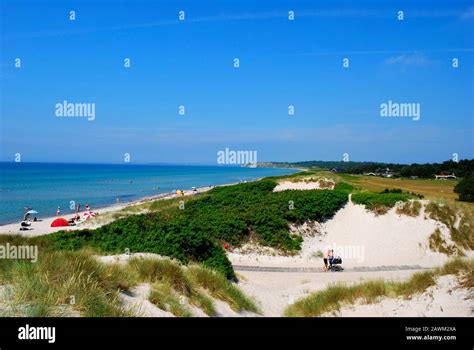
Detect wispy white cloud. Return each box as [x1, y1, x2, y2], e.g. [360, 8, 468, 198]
[384, 53, 434, 66]
[4, 7, 472, 40]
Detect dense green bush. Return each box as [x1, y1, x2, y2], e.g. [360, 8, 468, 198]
[50, 180, 350, 279]
[352, 191, 412, 211]
[380, 188, 424, 199]
[454, 176, 474, 202]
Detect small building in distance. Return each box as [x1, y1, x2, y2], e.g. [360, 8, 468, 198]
[363, 168, 395, 178]
[434, 173, 457, 180]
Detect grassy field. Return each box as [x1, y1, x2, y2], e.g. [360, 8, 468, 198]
[268, 169, 462, 203]
[336, 173, 460, 202]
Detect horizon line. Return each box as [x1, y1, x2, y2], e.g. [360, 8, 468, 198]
[0, 158, 471, 166]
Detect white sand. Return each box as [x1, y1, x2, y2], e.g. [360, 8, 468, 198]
[273, 179, 335, 192]
[119, 282, 257, 317]
[120, 283, 175, 317]
[96, 253, 169, 265]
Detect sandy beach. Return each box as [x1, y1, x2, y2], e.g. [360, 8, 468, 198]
[0, 186, 214, 237]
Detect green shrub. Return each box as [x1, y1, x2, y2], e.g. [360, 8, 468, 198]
[454, 176, 474, 202]
[352, 191, 412, 213]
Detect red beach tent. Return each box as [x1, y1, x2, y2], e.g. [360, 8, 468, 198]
[50, 218, 69, 227]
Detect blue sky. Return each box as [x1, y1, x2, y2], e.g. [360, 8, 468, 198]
[1, 0, 473, 164]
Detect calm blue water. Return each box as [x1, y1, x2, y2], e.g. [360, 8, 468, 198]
[0, 163, 297, 224]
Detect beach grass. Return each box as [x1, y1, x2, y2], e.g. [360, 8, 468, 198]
[185, 265, 259, 313]
[0, 249, 258, 317]
[126, 257, 258, 316]
[396, 200, 422, 217]
[425, 201, 474, 251]
[284, 258, 473, 317]
[148, 281, 193, 317]
[0, 249, 133, 317]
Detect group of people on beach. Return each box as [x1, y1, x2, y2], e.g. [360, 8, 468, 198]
[56, 203, 90, 216]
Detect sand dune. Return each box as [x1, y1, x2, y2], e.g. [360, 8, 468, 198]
[229, 199, 454, 269]
[228, 198, 471, 317]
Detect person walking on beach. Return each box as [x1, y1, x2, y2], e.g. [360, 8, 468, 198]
[328, 249, 335, 269]
[56, 207, 61, 216]
[85, 203, 90, 211]
[323, 250, 329, 271]
[76, 203, 81, 213]
[323, 249, 334, 271]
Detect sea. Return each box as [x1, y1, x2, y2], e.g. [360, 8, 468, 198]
[0, 162, 297, 224]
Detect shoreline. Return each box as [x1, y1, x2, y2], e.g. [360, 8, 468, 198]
[0, 184, 218, 236]
[0, 166, 302, 226]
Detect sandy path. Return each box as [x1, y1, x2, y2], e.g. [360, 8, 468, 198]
[234, 264, 426, 273]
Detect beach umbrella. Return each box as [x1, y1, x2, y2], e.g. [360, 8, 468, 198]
[50, 218, 69, 227]
[26, 210, 38, 214]
[82, 211, 96, 220]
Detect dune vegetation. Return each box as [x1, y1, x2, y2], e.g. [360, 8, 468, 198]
[0, 234, 258, 317]
[0, 246, 133, 317]
[425, 202, 474, 252]
[351, 190, 415, 215]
